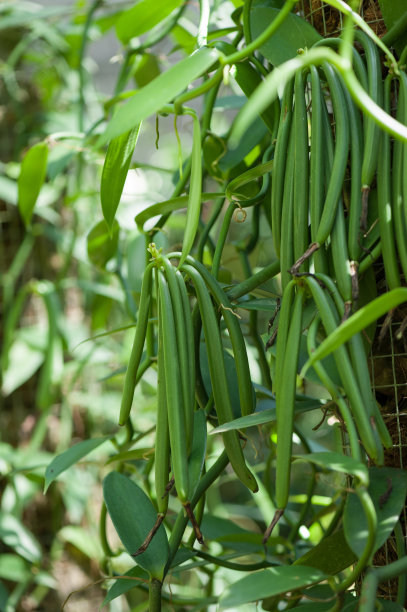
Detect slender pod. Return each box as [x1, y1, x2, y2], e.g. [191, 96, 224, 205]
[293, 68, 310, 267]
[392, 73, 407, 279]
[303, 275, 379, 461]
[377, 75, 401, 289]
[315, 62, 349, 245]
[161, 257, 194, 447]
[309, 66, 328, 274]
[175, 269, 196, 418]
[274, 280, 295, 395]
[119, 263, 154, 425]
[280, 118, 296, 289]
[157, 271, 189, 503]
[275, 287, 304, 511]
[271, 77, 295, 257]
[182, 264, 258, 492]
[155, 288, 170, 515]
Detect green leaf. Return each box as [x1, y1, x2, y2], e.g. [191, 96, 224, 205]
[102, 565, 149, 606]
[219, 566, 326, 609]
[344, 467, 407, 558]
[105, 448, 154, 465]
[0, 514, 41, 563]
[210, 398, 322, 433]
[294, 529, 357, 575]
[99, 47, 219, 144]
[58, 526, 103, 561]
[44, 437, 112, 492]
[378, 0, 407, 54]
[103, 472, 169, 580]
[301, 288, 407, 376]
[116, 0, 183, 44]
[250, 6, 321, 66]
[101, 126, 140, 229]
[293, 452, 369, 487]
[87, 219, 119, 268]
[135, 192, 223, 230]
[0, 554, 30, 581]
[17, 142, 49, 227]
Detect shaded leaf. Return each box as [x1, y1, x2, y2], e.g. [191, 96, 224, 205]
[18, 142, 48, 226]
[344, 467, 407, 558]
[219, 566, 325, 609]
[294, 529, 356, 575]
[103, 472, 169, 580]
[58, 526, 103, 561]
[135, 192, 223, 230]
[250, 6, 321, 66]
[293, 452, 369, 486]
[116, 0, 183, 44]
[99, 47, 219, 144]
[378, 0, 407, 54]
[87, 219, 119, 268]
[44, 437, 112, 492]
[101, 126, 140, 229]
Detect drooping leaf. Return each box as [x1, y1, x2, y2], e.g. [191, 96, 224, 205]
[87, 219, 120, 268]
[344, 467, 407, 558]
[99, 47, 219, 144]
[18, 142, 49, 226]
[219, 566, 326, 609]
[116, 0, 183, 44]
[44, 437, 112, 492]
[293, 452, 369, 487]
[101, 126, 140, 229]
[250, 6, 321, 66]
[294, 529, 357, 575]
[301, 288, 407, 376]
[103, 471, 169, 580]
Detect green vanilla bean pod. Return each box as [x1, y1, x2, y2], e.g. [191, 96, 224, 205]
[307, 315, 362, 461]
[182, 263, 258, 492]
[303, 275, 379, 461]
[292, 68, 310, 268]
[161, 256, 194, 449]
[279, 115, 296, 289]
[155, 290, 170, 515]
[377, 74, 401, 290]
[354, 30, 383, 230]
[119, 262, 154, 426]
[275, 287, 304, 510]
[273, 280, 295, 395]
[157, 270, 189, 503]
[271, 76, 295, 258]
[315, 62, 349, 246]
[175, 269, 196, 420]
[309, 66, 328, 275]
[392, 73, 407, 280]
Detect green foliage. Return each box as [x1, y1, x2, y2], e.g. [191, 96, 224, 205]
[2, 0, 407, 610]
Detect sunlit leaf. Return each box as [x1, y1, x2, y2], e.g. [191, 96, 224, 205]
[44, 437, 112, 492]
[0, 514, 41, 563]
[116, 0, 183, 44]
[344, 467, 407, 558]
[103, 472, 169, 580]
[99, 47, 219, 144]
[293, 452, 369, 486]
[0, 555, 30, 582]
[101, 126, 140, 229]
[219, 566, 326, 609]
[18, 142, 49, 226]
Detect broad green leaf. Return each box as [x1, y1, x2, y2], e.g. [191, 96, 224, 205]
[250, 6, 321, 66]
[0, 514, 41, 563]
[378, 0, 407, 54]
[0, 554, 30, 581]
[179, 112, 202, 267]
[294, 529, 356, 575]
[102, 565, 149, 605]
[101, 126, 140, 229]
[301, 288, 407, 376]
[116, 0, 183, 44]
[344, 467, 407, 558]
[99, 47, 219, 144]
[219, 566, 326, 609]
[44, 437, 112, 492]
[210, 398, 322, 433]
[103, 472, 169, 580]
[135, 193, 223, 230]
[87, 219, 119, 268]
[293, 452, 369, 487]
[134, 53, 161, 88]
[18, 142, 49, 226]
[226, 159, 273, 202]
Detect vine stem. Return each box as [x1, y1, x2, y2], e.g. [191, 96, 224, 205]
[149, 579, 162, 612]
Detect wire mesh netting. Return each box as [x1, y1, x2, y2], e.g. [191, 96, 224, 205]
[299, 0, 386, 37]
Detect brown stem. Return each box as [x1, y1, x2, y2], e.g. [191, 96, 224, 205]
[289, 242, 320, 276]
[132, 513, 165, 557]
[262, 508, 284, 545]
[184, 502, 204, 545]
